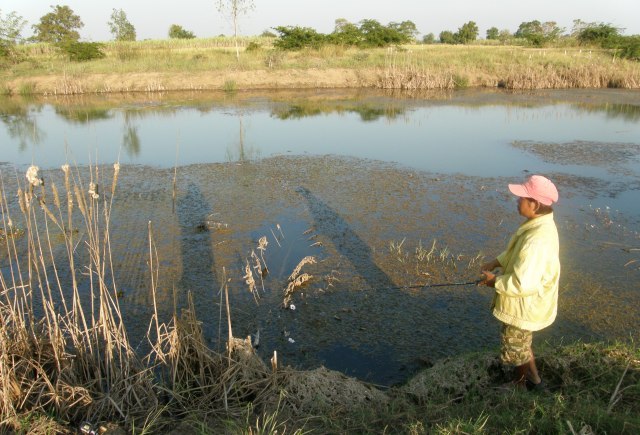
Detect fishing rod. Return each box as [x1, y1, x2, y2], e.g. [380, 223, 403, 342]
[372, 278, 485, 292]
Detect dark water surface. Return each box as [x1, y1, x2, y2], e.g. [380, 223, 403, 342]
[1, 89, 639, 385]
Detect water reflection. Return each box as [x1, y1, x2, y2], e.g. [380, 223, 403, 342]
[123, 113, 141, 157]
[0, 97, 45, 151]
[54, 106, 113, 123]
[573, 102, 640, 122]
[271, 102, 405, 122]
[225, 115, 261, 162]
[2, 90, 639, 184]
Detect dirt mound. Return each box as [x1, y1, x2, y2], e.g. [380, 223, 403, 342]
[278, 366, 389, 416]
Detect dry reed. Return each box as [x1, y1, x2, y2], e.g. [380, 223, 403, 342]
[0, 162, 464, 433]
[0, 163, 288, 432]
[283, 256, 316, 308]
[0, 163, 158, 430]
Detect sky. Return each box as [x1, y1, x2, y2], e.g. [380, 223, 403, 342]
[6, 0, 640, 42]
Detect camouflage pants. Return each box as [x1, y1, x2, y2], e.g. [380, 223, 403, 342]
[500, 323, 532, 366]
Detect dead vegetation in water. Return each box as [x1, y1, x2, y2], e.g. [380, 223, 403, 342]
[0, 164, 294, 433]
[387, 238, 485, 287]
[511, 140, 640, 169]
[283, 256, 316, 308]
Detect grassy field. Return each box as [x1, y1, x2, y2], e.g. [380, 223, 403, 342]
[2, 37, 640, 94]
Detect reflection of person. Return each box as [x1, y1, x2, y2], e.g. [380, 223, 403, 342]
[481, 175, 560, 390]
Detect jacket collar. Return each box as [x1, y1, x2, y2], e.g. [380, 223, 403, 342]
[516, 213, 554, 236]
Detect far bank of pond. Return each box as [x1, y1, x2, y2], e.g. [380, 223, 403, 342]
[3, 44, 640, 95]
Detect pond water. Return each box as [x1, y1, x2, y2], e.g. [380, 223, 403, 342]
[1, 89, 639, 385]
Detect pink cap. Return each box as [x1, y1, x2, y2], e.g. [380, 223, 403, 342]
[508, 175, 559, 206]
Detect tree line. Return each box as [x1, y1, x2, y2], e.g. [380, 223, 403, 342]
[1, 4, 639, 63]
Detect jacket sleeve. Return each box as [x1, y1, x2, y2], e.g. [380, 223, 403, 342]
[495, 238, 549, 298]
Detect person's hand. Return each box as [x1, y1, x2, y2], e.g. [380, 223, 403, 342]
[480, 259, 500, 272]
[480, 270, 496, 288]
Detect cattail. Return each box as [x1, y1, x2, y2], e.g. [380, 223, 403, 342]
[26, 165, 43, 187]
[74, 185, 87, 217]
[39, 199, 60, 227]
[17, 188, 26, 215]
[51, 182, 61, 211]
[111, 162, 120, 197]
[61, 164, 73, 212]
[88, 182, 99, 200]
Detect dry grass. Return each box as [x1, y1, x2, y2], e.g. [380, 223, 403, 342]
[378, 46, 640, 90]
[0, 164, 288, 432]
[3, 41, 640, 94]
[283, 256, 316, 308]
[1, 164, 158, 428]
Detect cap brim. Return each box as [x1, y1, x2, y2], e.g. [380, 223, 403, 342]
[508, 183, 528, 198]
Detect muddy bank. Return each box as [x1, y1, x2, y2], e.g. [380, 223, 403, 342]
[5, 69, 377, 95]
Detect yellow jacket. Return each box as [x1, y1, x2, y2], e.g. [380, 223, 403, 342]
[493, 213, 560, 331]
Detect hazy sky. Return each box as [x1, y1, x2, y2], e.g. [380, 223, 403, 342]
[8, 0, 640, 41]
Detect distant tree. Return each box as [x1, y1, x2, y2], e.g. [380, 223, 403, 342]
[108, 8, 136, 41]
[422, 33, 435, 44]
[456, 21, 478, 43]
[570, 19, 590, 37]
[334, 18, 351, 33]
[359, 19, 410, 47]
[498, 29, 512, 43]
[486, 27, 499, 40]
[330, 18, 361, 45]
[273, 26, 326, 50]
[169, 24, 196, 39]
[439, 30, 456, 44]
[389, 20, 419, 41]
[32, 5, 83, 44]
[216, 0, 255, 61]
[260, 29, 276, 38]
[577, 22, 622, 47]
[515, 20, 564, 46]
[0, 9, 26, 58]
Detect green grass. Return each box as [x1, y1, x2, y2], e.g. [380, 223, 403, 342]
[17, 81, 36, 95]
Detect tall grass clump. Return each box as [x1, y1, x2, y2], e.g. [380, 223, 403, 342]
[0, 163, 296, 433]
[223, 79, 237, 93]
[0, 163, 159, 430]
[17, 82, 36, 96]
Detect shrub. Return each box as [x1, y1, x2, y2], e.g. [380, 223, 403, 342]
[245, 41, 261, 52]
[60, 41, 105, 61]
[618, 36, 640, 61]
[168, 24, 196, 39]
[273, 26, 327, 50]
[577, 23, 621, 48]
